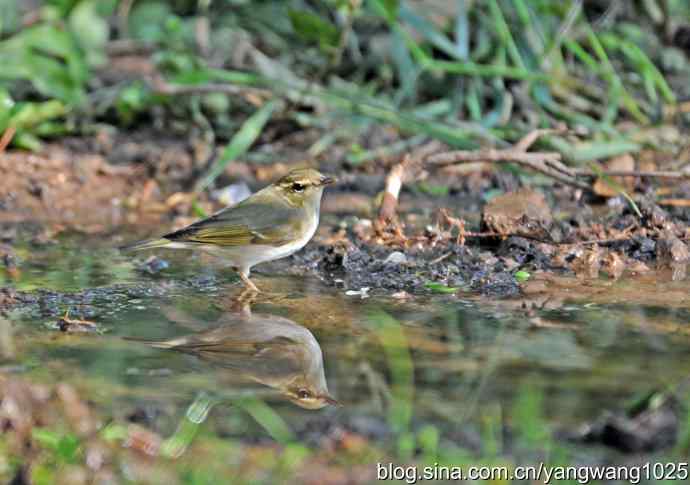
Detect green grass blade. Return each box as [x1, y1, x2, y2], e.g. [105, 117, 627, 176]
[487, 0, 526, 69]
[428, 59, 547, 80]
[195, 100, 277, 192]
[236, 396, 294, 445]
[588, 161, 641, 217]
[584, 24, 648, 123]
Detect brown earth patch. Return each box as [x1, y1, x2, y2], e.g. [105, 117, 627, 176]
[0, 145, 146, 231]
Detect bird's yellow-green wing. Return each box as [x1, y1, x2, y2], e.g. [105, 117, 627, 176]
[163, 197, 302, 247]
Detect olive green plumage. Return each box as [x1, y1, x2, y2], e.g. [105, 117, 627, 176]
[122, 168, 335, 291]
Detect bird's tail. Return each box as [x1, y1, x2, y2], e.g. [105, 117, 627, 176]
[122, 336, 177, 349]
[119, 238, 171, 252]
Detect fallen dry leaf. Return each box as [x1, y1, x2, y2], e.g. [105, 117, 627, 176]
[482, 188, 552, 236]
[592, 154, 635, 198]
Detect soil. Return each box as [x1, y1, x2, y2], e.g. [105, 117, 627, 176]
[2, 131, 690, 307]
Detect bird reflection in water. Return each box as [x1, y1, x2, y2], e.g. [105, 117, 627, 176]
[133, 303, 339, 410]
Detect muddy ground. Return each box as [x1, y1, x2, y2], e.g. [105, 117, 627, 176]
[2, 131, 690, 310]
[3, 132, 690, 483]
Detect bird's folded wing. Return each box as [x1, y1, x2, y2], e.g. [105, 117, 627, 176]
[163, 200, 300, 247]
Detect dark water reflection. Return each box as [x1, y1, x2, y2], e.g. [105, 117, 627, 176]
[2, 236, 690, 464]
[127, 303, 338, 409]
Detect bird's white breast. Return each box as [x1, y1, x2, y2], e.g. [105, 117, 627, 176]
[214, 203, 320, 272]
[264, 206, 319, 262]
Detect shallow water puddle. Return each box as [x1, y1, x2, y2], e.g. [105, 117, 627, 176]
[2, 235, 690, 461]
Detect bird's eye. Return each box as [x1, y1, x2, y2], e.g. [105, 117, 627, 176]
[297, 389, 311, 399]
[291, 183, 305, 192]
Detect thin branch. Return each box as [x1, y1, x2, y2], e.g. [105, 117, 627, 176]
[377, 157, 409, 225]
[424, 127, 690, 189]
[513, 126, 566, 152]
[426, 145, 590, 190]
[0, 126, 16, 153]
[572, 168, 690, 180]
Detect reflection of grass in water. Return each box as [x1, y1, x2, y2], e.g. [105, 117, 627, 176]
[1, 242, 136, 292]
[678, 403, 690, 456]
[367, 310, 415, 459]
[8, 319, 690, 483]
[234, 395, 294, 445]
[366, 309, 635, 478]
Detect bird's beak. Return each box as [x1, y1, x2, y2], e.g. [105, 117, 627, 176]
[322, 394, 342, 407]
[319, 175, 337, 186]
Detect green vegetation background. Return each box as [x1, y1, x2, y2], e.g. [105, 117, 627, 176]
[2, 0, 690, 186]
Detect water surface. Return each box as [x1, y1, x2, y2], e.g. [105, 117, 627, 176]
[2, 234, 689, 476]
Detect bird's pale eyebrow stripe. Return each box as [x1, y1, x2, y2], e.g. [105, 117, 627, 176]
[282, 179, 311, 186]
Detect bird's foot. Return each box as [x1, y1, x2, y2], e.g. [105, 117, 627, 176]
[233, 286, 288, 303]
[238, 271, 260, 293]
[230, 289, 257, 314]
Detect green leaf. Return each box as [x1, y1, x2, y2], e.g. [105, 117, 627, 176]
[195, 100, 278, 192]
[13, 132, 42, 151]
[417, 181, 449, 197]
[425, 281, 459, 294]
[69, 0, 109, 67]
[10, 100, 67, 128]
[115, 82, 151, 124]
[569, 140, 640, 163]
[32, 429, 80, 463]
[0, 23, 88, 103]
[128, 1, 172, 42]
[379, 0, 400, 21]
[515, 270, 531, 282]
[0, 89, 15, 129]
[100, 423, 128, 442]
[56, 434, 80, 463]
[288, 9, 339, 50]
[191, 200, 208, 218]
[235, 396, 294, 444]
[32, 428, 61, 449]
[398, 5, 458, 59]
[0, 0, 20, 36]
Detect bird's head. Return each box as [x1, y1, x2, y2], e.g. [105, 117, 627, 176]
[284, 385, 341, 410]
[272, 168, 336, 207]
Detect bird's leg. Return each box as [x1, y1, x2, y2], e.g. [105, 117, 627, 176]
[231, 289, 257, 311]
[238, 268, 259, 293]
[235, 266, 286, 302]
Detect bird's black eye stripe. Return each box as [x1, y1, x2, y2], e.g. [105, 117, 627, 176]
[292, 182, 305, 192]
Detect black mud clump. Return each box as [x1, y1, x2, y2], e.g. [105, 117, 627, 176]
[496, 236, 553, 267]
[0, 276, 220, 318]
[293, 240, 525, 297]
[569, 391, 679, 453]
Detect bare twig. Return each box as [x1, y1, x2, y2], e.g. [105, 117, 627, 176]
[424, 127, 690, 189]
[424, 126, 588, 189]
[377, 156, 409, 225]
[195, 20, 211, 58]
[0, 126, 16, 153]
[573, 168, 690, 180]
[106, 40, 155, 56]
[439, 208, 467, 245]
[658, 199, 690, 207]
[425, 131, 590, 190]
[513, 127, 566, 152]
[429, 252, 452, 265]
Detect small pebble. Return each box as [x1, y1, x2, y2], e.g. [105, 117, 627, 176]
[384, 251, 407, 265]
[211, 182, 252, 205]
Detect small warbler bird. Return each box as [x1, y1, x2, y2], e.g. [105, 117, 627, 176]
[122, 168, 335, 292]
[132, 312, 338, 409]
